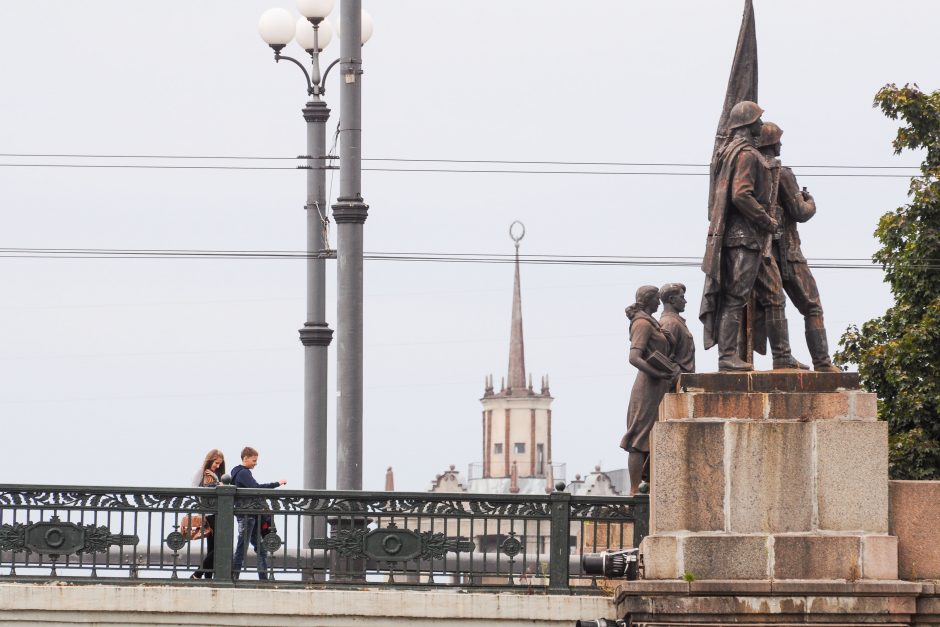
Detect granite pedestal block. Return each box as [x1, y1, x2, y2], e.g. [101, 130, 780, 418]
[643, 371, 897, 581]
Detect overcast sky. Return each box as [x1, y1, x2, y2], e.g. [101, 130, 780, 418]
[0, 1, 934, 491]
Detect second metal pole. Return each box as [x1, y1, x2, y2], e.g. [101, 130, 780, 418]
[333, 0, 367, 491]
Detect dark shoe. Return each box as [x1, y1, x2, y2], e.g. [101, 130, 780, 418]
[773, 356, 810, 370]
[805, 327, 840, 372]
[189, 573, 200, 580]
[767, 314, 809, 370]
[717, 309, 750, 371]
[719, 356, 753, 371]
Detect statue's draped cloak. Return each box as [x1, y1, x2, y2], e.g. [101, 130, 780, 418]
[699, 136, 767, 353]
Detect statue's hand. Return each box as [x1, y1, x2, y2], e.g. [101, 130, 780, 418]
[765, 216, 779, 233]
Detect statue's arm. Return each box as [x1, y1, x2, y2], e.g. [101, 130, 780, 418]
[628, 321, 671, 380]
[780, 167, 816, 223]
[730, 151, 777, 232]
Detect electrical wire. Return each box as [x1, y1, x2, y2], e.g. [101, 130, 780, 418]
[0, 247, 925, 270]
[0, 162, 921, 177]
[0, 152, 922, 169]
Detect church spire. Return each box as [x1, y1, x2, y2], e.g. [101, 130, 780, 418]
[507, 221, 527, 393]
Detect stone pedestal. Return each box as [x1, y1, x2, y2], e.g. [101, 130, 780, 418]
[642, 371, 898, 581]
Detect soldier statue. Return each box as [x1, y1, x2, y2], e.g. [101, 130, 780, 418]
[756, 122, 841, 372]
[699, 100, 806, 371]
[659, 283, 695, 374]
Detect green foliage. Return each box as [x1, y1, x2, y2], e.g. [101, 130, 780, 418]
[682, 570, 696, 582]
[835, 84, 940, 479]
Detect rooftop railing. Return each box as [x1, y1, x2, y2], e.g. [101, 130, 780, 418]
[0, 483, 648, 591]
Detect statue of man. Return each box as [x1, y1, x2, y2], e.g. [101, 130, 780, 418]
[659, 283, 695, 373]
[756, 122, 841, 372]
[700, 100, 806, 371]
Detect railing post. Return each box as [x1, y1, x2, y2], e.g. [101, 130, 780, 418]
[548, 484, 571, 593]
[632, 494, 650, 548]
[213, 484, 236, 582]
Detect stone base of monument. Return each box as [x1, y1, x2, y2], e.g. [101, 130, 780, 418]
[615, 579, 922, 625]
[642, 371, 898, 582]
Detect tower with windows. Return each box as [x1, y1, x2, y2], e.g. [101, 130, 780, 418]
[479, 224, 553, 484]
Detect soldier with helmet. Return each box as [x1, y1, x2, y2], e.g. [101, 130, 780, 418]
[700, 100, 807, 371]
[756, 122, 841, 372]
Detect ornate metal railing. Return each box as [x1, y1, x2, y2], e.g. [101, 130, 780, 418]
[0, 483, 648, 591]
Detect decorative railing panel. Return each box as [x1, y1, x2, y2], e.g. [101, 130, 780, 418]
[0, 483, 648, 590]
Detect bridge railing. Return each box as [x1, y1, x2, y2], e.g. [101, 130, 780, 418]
[0, 483, 648, 591]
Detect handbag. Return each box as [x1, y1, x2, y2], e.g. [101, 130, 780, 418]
[181, 514, 212, 541]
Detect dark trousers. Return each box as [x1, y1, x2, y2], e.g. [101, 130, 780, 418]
[721, 245, 786, 315]
[194, 514, 215, 578]
[233, 515, 268, 580]
[781, 260, 824, 321]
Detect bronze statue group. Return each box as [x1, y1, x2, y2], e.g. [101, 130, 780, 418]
[621, 101, 840, 495]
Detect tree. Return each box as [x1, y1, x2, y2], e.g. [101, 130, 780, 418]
[835, 83, 940, 480]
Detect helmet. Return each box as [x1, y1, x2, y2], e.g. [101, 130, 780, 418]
[757, 122, 784, 147]
[727, 100, 764, 130]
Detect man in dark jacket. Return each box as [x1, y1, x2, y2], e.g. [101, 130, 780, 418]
[756, 122, 841, 372]
[230, 446, 286, 580]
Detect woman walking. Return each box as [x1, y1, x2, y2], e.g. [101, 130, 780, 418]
[190, 449, 225, 579]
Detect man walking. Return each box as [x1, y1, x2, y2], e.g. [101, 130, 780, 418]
[756, 122, 841, 372]
[230, 446, 286, 580]
[700, 100, 806, 371]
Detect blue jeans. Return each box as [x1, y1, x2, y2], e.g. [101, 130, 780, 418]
[232, 515, 268, 579]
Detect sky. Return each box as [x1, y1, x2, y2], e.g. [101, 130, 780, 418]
[0, 1, 935, 491]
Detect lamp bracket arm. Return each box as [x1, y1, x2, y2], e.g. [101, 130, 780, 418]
[274, 52, 314, 95]
[321, 58, 341, 86]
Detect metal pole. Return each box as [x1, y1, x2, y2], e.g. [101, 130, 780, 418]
[333, 0, 367, 491]
[299, 98, 333, 495]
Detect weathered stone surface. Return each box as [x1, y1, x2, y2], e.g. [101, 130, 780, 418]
[651, 421, 725, 533]
[0, 582, 617, 626]
[681, 535, 769, 580]
[773, 535, 862, 579]
[816, 420, 889, 532]
[853, 391, 878, 419]
[727, 421, 814, 532]
[679, 372, 752, 393]
[688, 579, 771, 594]
[890, 480, 940, 580]
[766, 392, 849, 420]
[691, 392, 765, 419]
[659, 393, 689, 420]
[678, 371, 860, 393]
[863, 534, 899, 580]
[640, 534, 678, 579]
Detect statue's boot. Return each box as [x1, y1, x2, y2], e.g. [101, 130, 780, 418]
[768, 311, 810, 370]
[806, 318, 841, 372]
[717, 309, 753, 371]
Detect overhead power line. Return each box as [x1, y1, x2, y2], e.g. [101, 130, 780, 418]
[0, 247, 919, 270]
[0, 162, 918, 178]
[0, 152, 924, 178]
[0, 152, 921, 169]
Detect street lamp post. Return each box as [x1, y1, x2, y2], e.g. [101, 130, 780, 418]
[258, 1, 373, 497]
[257, 2, 339, 497]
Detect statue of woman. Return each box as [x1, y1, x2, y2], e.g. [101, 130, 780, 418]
[619, 285, 676, 495]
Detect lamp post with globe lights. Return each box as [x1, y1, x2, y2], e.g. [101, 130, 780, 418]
[258, 1, 373, 494]
[257, 0, 337, 497]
